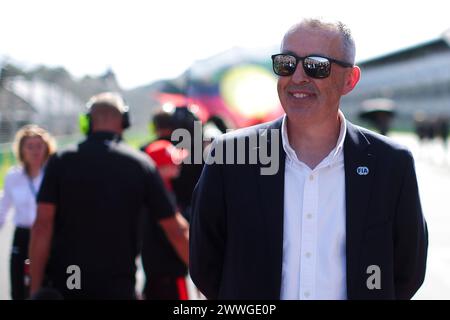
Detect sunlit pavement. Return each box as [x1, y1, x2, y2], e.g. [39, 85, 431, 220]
[392, 133, 450, 300]
[0, 132, 449, 300]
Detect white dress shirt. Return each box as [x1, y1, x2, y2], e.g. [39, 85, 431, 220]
[280, 112, 347, 300]
[0, 166, 43, 229]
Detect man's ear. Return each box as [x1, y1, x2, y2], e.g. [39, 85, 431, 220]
[342, 66, 361, 95]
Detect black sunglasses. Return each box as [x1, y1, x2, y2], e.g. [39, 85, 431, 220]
[271, 53, 353, 79]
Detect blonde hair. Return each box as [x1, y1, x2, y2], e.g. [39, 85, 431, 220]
[12, 124, 57, 166]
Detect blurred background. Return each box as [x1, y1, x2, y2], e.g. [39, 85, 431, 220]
[0, 0, 449, 300]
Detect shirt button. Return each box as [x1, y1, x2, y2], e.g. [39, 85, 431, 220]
[304, 292, 310, 298]
[306, 252, 312, 258]
[309, 174, 314, 181]
[307, 213, 313, 219]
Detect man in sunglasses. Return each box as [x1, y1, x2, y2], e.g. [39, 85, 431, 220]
[190, 18, 427, 300]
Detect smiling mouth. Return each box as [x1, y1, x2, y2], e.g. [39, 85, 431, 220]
[290, 92, 315, 99]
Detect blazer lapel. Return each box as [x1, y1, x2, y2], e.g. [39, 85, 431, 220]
[257, 117, 285, 299]
[344, 122, 376, 299]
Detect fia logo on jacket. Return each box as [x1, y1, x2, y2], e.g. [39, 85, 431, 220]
[357, 166, 369, 176]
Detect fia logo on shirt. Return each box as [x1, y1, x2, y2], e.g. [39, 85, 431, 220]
[357, 166, 369, 176]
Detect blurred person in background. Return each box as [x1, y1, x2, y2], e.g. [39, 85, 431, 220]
[170, 107, 206, 221]
[141, 108, 175, 147]
[206, 115, 231, 135]
[203, 117, 227, 152]
[141, 139, 189, 300]
[0, 124, 56, 300]
[29, 92, 189, 299]
[141, 106, 204, 221]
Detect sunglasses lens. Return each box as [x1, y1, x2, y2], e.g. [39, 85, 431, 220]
[303, 56, 331, 78]
[272, 55, 333, 78]
[273, 55, 297, 76]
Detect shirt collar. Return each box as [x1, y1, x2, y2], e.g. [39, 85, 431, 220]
[18, 165, 45, 180]
[281, 110, 347, 166]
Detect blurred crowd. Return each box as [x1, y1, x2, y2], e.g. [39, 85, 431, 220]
[0, 92, 228, 300]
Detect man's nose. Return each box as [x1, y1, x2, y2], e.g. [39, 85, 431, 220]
[291, 62, 310, 84]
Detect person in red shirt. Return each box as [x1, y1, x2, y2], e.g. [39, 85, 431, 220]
[142, 140, 190, 300]
[145, 140, 188, 193]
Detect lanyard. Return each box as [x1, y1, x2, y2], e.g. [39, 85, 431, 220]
[27, 176, 38, 199]
[26, 165, 45, 200]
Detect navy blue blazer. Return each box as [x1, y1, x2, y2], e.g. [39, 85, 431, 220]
[190, 117, 428, 300]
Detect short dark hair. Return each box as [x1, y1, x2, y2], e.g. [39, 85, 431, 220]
[152, 109, 175, 130]
[283, 18, 356, 64]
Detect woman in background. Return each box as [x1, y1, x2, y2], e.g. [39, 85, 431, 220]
[0, 125, 56, 300]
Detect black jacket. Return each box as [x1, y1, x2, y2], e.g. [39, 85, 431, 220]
[189, 117, 428, 300]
